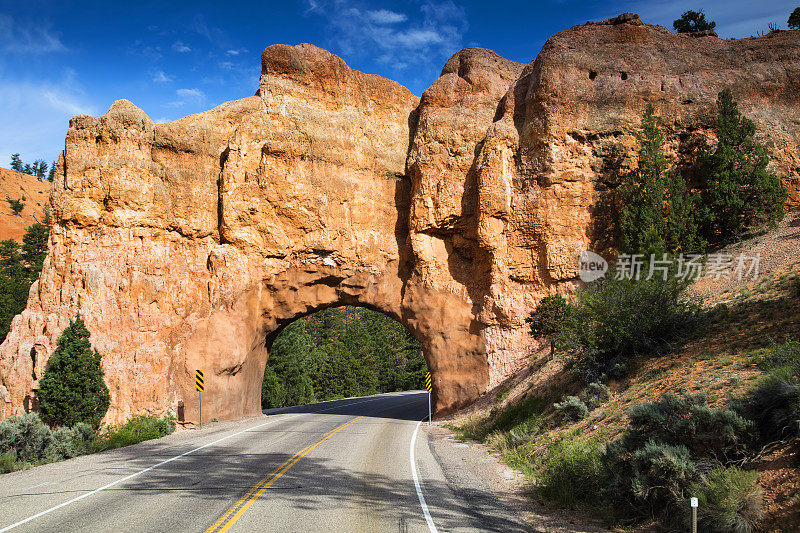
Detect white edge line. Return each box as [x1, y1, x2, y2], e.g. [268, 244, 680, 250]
[410, 419, 438, 533]
[0, 395, 388, 533]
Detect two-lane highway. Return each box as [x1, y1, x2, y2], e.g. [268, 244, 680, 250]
[0, 391, 531, 532]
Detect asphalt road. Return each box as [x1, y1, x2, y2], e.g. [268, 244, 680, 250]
[0, 391, 531, 532]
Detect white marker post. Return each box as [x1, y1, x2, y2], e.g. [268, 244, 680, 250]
[690, 497, 698, 533]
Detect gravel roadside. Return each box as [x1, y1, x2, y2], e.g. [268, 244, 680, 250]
[425, 423, 610, 533]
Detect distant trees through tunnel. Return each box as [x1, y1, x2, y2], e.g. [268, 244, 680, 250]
[261, 306, 427, 409]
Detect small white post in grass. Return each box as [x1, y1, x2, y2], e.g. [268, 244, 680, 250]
[690, 497, 698, 533]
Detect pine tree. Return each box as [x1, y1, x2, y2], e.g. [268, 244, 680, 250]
[7, 197, 24, 216]
[261, 365, 286, 409]
[0, 240, 29, 341]
[0, 218, 52, 343]
[22, 214, 50, 278]
[47, 161, 56, 182]
[31, 160, 48, 180]
[699, 90, 787, 242]
[10, 154, 23, 172]
[789, 8, 800, 30]
[673, 10, 716, 33]
[38, 315, 110, 428]
[526, 295, 570, 357]
[620, 105, 700, 256]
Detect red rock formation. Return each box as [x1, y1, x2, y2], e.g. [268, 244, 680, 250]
[1, 16, 798, 424]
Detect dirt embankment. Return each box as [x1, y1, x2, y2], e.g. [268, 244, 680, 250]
[0, 167, 50, 241]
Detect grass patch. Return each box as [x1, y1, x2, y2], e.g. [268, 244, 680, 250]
[92, 415, 176, 452]
[0, 451, 21, 474]
[495, 383, 512, 403]
[457, 395, 548, 442]
[692, 467, 764, 533]
[537, 438, 606, 507]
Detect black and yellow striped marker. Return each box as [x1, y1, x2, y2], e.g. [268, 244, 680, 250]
[425, 371, 432, 424]
[196, 369, 204, 392]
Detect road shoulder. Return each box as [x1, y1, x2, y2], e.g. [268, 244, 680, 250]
[425, 423, 610, 533]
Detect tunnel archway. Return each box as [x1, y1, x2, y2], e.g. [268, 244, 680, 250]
[261, 305, 428, 410]
[178, 262, 489, 425]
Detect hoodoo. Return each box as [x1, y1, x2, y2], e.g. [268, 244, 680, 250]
[1, 15, 798, 424]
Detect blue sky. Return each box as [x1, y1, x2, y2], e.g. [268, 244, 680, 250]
[1, 0, 796, 168]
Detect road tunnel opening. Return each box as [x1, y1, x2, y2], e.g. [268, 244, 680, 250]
[260, 305, 430, 412]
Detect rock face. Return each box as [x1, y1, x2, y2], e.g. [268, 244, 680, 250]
[1, 18, 799, 424]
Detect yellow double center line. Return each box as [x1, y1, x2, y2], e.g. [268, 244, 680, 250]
[206, 398, 422, 533]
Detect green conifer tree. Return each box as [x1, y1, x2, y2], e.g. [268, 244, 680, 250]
[699, 90, 787, 241]
[619, 105, 700, 256]
[526, 295, 570, 357]
[789, 7, 800, 29]
[22, 212, 50, 279]
[10, 154, 23, 172]
[673, 10, 716, 33]
[0, 240, 29, 341]
[38, 315, 110, 428]
[7, 198, 24, 216]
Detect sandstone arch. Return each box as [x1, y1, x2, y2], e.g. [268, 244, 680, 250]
[2, 17, 799, 424]
[0, 43, 501, 424]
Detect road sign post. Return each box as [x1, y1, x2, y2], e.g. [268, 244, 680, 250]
[425, 371, 432, 425]
[690, 497, 698, 533]
[196, 369, 204, 430]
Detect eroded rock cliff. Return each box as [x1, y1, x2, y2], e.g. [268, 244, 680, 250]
[1, 15, 798, 424]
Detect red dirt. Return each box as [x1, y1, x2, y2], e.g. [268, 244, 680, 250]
[0, 167, 50, 241]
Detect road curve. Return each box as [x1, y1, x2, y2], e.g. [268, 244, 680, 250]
[0, 391, 531, 532]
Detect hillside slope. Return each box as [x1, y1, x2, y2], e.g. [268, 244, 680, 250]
[0, 167, 50, 241]
[445, 210, 800, 531]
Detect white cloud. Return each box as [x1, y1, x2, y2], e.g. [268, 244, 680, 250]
[225, 48, 248, 56]
[0, 14, 66, 55]
[172, 41, 191, 53]
[176, 88, 204, 99]
[304, 1, 468, 74]
[40, 90, 95, 116]
[394, 29, 444, 48]
[166, 88, 206, 107]
[0, 72, 97, 165]
[152, 70, 173, 83]
[303, 0, 323, 15]
[365, 9, 407, 25]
